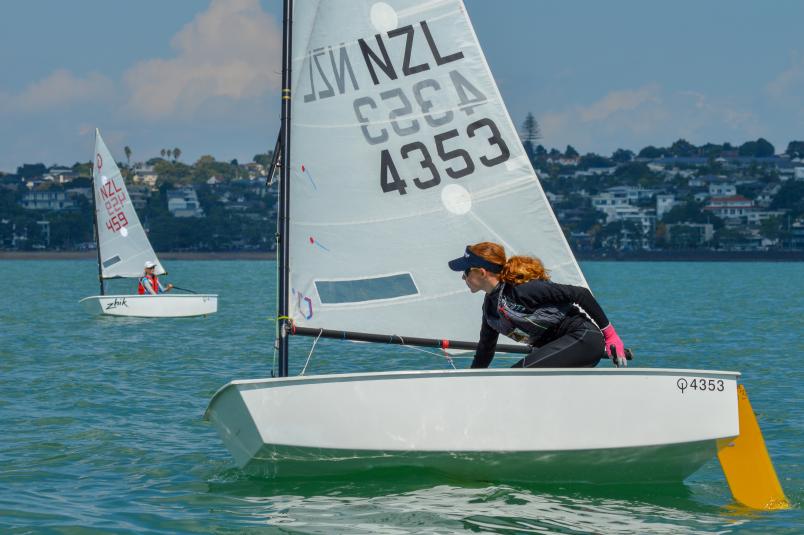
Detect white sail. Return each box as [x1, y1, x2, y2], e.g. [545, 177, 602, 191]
[93, 129, 164, 278]
[289, 0, 584, 342]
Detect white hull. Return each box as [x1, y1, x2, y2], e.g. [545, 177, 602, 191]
[79, 294, 218, 317]
[205, 368, 740, 482]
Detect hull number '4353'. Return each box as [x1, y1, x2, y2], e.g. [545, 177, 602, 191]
[380, 117, 510, 195]
[676, 377, 725, 394]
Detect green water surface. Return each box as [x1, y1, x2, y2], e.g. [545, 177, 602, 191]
[0, 260, 801, 533]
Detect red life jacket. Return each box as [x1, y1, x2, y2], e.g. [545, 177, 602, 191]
[138, 274, 160, 295]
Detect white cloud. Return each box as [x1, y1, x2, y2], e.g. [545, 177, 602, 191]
[677, 90, 758, 131]
[538, 85, 664, 147]
[0, 69, 114, 114]
[577, 85, 661, 122]
[536, 85, 763, 154]
[766, 52, 804, 99]
[123, 0, 281, 120]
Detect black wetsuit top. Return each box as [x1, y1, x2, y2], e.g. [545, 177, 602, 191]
[471, 280, 610, 368]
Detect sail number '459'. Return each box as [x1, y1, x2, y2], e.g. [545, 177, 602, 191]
[99, 178, 130, 233]
[379, 117, 510, 195]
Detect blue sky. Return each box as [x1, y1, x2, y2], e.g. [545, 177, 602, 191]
[1, 0, 802, 173]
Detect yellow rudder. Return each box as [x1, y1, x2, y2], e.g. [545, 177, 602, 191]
[716, 384, 790, 510]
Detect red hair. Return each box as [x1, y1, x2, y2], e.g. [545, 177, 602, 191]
[468, 242, 550, 284]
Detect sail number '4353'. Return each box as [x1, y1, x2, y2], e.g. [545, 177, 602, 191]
[379, 117, 509, 195]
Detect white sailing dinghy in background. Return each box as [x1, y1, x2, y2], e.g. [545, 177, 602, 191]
[206, 1, 785, 502]
[79, 130, 217, 318]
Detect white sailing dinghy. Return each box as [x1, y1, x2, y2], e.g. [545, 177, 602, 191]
[79, 129, 217, 318]
[206, 1, 783, 498]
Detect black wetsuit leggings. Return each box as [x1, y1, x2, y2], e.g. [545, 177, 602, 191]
[511, 326, 604, 368]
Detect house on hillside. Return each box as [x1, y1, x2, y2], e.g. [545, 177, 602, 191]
[756, 184, 781, 208]
[790, 220, 804, 249]
[20, 190, 75, 210]
[128, 186, 151, 210]
[656, 194, 677, 219]
[131, 165, 159, 188]
[709, 183, 736, 197]
[44, 167, 78, 184]
[167, 187, 204, 218]
[665, 223, 714, 247]
[704, 195, 753, 220]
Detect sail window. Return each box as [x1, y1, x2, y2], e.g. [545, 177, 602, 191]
[102, 255, 121, 268]
[315, 273, 418, 304]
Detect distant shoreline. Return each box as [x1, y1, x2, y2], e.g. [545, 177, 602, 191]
[0, 251, 277, 260]
[574, 250, 804, 262]
[2, 250, 803, 262]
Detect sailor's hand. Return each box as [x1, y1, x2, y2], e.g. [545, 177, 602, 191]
[167, 283, 174, 290]
[602, 324, 626, 367]
[611, 350, 627, 368]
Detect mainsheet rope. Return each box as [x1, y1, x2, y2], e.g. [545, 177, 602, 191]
[300, 328, 324, 376]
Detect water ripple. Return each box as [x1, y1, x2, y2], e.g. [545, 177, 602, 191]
[0, 260, 801, 533]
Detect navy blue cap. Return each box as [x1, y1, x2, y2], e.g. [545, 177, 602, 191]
[448, 246, 503, 273]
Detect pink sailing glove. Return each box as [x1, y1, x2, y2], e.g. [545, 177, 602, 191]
[602, 324, 626, 367]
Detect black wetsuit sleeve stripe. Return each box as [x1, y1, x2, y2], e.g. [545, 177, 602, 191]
[560, 284, 609, 328]
[471, 319, 499, 368]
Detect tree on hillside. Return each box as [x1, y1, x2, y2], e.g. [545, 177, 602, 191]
[611, 148, 634, 163]
[770, 180, 804, 218]
[662, 200, 723, 228]
[534, 144, 547, 158]
[785, 141, 804, 158]
[579, 153, 612, 169]
[564, 145, 579, 158]
[173, 148, 181, 162]
[253, 152, 272, 167]
[637, 146, 663, 159]
[738, 138, 775, 157]
[124, 146, 132, 166]
[16, 163, 47, 178]
[760, 216, 786, 243]
[597, 220, 644, 251]
[521, 112, 541, 143]
[521, 112, 542, 160]
[152, 160, 193, 185]
[756, 138, 775, 157]
[71, 161, 92, 177]
[612, 162, 661, 186]
[160, 149, 166, 159]
[699, 143, 724, 157]
[670, 138, 697, 157]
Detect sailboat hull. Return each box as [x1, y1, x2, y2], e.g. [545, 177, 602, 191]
[205, 368, 739, 483]
[79, 294, 218, 317]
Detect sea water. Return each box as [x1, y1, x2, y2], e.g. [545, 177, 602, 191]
[0, 260, 801, 533]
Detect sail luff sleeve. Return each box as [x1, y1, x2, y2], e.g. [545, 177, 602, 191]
[277, 0, 294, 377]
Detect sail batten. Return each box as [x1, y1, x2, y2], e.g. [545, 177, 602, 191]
[288, 0, 584, 343]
